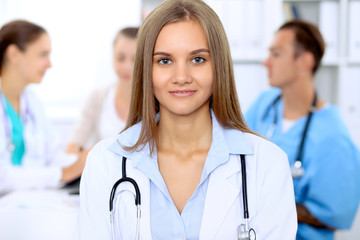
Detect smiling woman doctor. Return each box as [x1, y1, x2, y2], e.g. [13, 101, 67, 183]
[0, 20, 87, 193]
[75, 0, 297, 239]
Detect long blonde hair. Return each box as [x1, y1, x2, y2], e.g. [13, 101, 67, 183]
[124, 0, 253, 154]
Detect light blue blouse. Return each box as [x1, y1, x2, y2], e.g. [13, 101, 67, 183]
[129, 111, 236, 239]
[245, 88, 360, 240]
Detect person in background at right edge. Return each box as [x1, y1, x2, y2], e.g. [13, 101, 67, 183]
[245, 19, 360, 240]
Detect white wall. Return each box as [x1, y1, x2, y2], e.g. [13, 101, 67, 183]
[0, 0, 142, 143]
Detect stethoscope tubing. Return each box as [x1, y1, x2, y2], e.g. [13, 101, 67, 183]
[240, 154, 249, 219]
[109, 156, 141, 240]
[295, 93, 317, 163]
[262, 92, 318, 178]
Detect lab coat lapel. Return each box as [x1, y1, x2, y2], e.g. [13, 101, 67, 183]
[199, 155, 241, 239]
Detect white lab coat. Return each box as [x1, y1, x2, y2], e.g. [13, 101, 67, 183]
[75, 122, 297, 240]
[0, 87, 76, 193]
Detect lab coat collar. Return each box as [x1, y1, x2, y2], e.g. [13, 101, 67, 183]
[108, 110, 254, 166]
[208, 110, 254, 156]
[216, 124, 253, 156]
[108, 120, 151, 161]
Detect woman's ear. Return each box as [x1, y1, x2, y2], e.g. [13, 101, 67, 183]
[5, 44, 22, 64]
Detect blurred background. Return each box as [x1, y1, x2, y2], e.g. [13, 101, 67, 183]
[1, 0, 359, 148]
[1, 0, 359, 238]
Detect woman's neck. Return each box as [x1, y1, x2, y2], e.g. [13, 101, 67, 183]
[157, 106, 212, 155]
[1, 73, 26, 112]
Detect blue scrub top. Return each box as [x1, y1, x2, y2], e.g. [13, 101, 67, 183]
[245, 88, 360, 240]
[3, 95, 25, 165]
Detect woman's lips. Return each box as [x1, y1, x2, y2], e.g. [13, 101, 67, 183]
[169, 90, 196, 97]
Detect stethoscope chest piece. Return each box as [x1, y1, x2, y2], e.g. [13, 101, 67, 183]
[238, 223, 256, 240]
[238, 224, 250, 240]
[291, 160, 304, 178]
[7, 141, 15, 152]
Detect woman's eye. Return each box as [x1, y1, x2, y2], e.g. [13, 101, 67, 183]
[158, 58, 172, 65]
[40, 52, 49, 58]
[192, 56, 205, 64]
[116, 55, 125, 62]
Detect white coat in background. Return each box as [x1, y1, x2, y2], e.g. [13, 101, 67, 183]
[0, 87, 76, 193]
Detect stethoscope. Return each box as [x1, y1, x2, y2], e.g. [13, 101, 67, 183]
[262, 92, 317, 178]
[109, 156, 141, 240]
[109, 155, 257, 240]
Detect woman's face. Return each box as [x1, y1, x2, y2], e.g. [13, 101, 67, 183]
[152, 19, 213, 117]
[113, 35, 137, 83]
[16, 33, 52, 84]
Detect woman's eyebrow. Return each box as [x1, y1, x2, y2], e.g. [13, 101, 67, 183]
[153, 48, 210, 57]
[153, 52, 171, 56]
[190, 48, 210, 55]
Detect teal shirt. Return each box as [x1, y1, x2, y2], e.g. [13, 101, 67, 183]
[3, 96, 25, 165]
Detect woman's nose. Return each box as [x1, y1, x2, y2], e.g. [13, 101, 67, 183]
[47, 58, 52, 69]
[172, 62, 192, 85]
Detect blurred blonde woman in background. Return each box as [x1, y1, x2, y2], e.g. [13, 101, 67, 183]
[67, 27, 138, 154]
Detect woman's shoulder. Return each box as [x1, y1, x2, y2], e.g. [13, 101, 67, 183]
[22, 87, 47, 119]
[241, 132, 292, 192]
[90, 134, 120, 156]
[23, 87, 42, 105]
[243, 132, 288, 165]
[86, 135, 123, 171]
